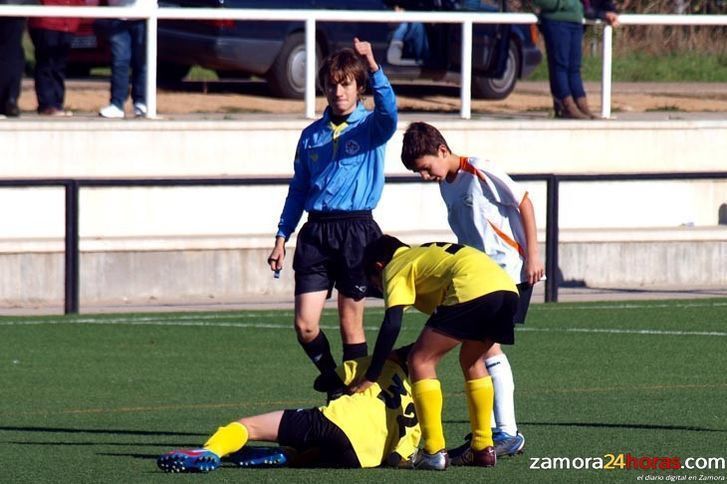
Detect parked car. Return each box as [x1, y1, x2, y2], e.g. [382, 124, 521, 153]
[69, 0, 542, 100]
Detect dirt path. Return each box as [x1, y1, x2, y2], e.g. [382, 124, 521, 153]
[15, 78, 727, 118]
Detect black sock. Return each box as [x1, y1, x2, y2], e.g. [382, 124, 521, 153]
[300, 331, 337, 375]
[342, 342, 368, 361]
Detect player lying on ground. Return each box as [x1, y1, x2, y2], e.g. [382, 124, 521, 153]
[157, 346, 420, 473]
[349, 235, 520, 470]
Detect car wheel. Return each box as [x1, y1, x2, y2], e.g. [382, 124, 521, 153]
[472, 39, 520, 100]
[157, 62, 191, 85]
[267, 32, 321, 99]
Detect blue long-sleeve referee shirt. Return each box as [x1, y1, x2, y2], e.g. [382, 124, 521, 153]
[276, 68, 398, 240]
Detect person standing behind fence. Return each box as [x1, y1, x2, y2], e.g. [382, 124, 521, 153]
[29, 0, 86, 116]
[98, 0, 146, 118]
[532, 0, 619, 119]
[0, 12, 25, 118]
[267, 38, 398, 399]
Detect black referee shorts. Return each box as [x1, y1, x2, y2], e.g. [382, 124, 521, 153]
[292, 210, 382, 300]
[426, 290, 519, 345]
[278, 408, 360, 468]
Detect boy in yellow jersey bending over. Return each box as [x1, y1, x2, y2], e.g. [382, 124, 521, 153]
[349, 235, 519, 470]
[157, 346, 420, 473]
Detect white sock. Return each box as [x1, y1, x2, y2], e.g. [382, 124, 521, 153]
[485, 353, 517, 435]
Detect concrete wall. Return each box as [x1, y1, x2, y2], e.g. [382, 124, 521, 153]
[3, 230, 726, 307]
[2, 118, 727, 177]
[1, 117, 726, 307]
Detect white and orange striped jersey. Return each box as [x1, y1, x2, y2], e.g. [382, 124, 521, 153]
[439, 157, 528, 284]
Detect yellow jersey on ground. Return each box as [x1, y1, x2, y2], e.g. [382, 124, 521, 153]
[320, 357, 420, 468]
[383, 242, 518, 314]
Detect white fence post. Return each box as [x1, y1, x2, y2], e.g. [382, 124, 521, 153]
[600, 24, 613, 119]
[305, 17, 316, 119]
[145, 0, 158, 118]
[460, 20, 472, 120]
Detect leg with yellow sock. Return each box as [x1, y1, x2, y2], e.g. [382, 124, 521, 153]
[157, 411, 285, 473]
[408, 329, 461, 470]
[451, 340, 497, 467]
[411, 379, 450, 471]
[224, 411, 294, 468]
[203, 420, 249, 457]
[157, 420, 248, 473]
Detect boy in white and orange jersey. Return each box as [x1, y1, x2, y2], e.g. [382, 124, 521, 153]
[399, 121, 545, 459]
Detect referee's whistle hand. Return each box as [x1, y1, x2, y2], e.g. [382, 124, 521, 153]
[267, 244, 285, 271]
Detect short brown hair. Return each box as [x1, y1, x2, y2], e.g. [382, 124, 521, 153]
[318, 48, 368, 94]
[401, 122, 451, 170]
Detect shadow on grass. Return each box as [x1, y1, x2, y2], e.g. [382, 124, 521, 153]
[98, 452, 160, 460]
[0, 425, 206, 437]
[6, 441, 199, 448]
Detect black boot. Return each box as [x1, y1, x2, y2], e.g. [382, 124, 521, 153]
[4, 99, 20, 117]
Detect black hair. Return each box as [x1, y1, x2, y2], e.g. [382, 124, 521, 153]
[363, 235, 410, 280]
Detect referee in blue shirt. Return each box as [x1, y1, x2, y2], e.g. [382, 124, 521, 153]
[267, 38, 398, 389]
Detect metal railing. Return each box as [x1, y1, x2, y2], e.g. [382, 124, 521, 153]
[2, 4, 725, 119]
[597, 14, 727, 118]
[3, 171, 727, 314]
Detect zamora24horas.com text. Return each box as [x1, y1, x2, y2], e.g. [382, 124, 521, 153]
[529, 453, 726, 475]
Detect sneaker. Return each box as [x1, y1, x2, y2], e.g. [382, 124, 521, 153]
[226, 446, 293, 468]
[450, 445, 497, 467]
[413, 449, 450, 470]
[156, 448, 220, 473]
[133, 102, 147, 117]
[99, 104, 125, 119]
[493, 430, 525, 457]
[4, 99, 20, 117]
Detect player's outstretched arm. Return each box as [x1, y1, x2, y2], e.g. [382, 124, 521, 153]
[349, 306, 405, 393]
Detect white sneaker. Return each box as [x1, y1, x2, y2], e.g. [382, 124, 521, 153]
[99, 104, 125, 119]
[133, 102, 147, 118]
[413, 449, 450, 470]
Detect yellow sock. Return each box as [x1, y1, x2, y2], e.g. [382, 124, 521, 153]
[203, 422, 248, 457]
[465, 376, 494, 451]
[412, 379, 445, 454]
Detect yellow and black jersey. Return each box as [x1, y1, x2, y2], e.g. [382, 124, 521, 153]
[383, 242, 518, 314]
[320, 357, 420, 468]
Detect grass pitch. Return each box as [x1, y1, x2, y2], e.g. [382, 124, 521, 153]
[2, 298, 726, 483]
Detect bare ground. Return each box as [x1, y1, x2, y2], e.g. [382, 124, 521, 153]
[15, 78, 727, 118]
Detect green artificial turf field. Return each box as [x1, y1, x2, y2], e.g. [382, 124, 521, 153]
[2, 298, 726, 483]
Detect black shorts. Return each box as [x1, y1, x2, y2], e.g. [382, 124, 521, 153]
[426, 290, 519, 345]
[292, 210, 382, 300]
[513, 282, 533, 325]
[278, 408, 360, 468]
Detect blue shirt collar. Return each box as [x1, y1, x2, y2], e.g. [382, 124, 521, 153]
[322, 101, 367, 125]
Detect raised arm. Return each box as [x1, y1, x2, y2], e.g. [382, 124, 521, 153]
[353, 37, 398, 144]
